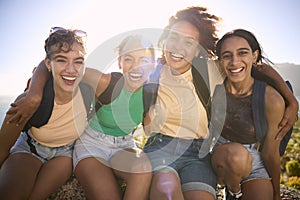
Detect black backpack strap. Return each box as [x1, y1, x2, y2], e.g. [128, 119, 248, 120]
[191, 57, 211, 123]
[79, 82, 95, 119]
[252, 80, 268, 142]
[253, 80, 294, 156]
[142, 61, 162, 117]
[23, 76, 54, 131]
[95, 72, 123, 111]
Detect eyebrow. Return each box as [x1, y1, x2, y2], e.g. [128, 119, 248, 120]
[53, 55, 84, 60]
[169, 31, 197, 41]
[221, 47, 251, 55]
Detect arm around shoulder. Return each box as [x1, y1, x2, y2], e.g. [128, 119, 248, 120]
[83, 68, 111, 97]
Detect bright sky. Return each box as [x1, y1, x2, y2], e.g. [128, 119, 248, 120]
[1, 0, 299, 96]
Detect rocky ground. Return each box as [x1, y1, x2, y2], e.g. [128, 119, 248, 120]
[48, 175, 300, 200]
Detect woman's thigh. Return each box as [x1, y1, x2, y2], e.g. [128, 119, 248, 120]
[0, 153, 42, 199]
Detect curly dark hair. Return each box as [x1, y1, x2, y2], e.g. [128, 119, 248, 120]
[158, 6, 221, 59]
[44, 29, 86, 59]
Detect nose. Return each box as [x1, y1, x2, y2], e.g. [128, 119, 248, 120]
[231, 54, 240, 66]
[65, 62, 76, 73]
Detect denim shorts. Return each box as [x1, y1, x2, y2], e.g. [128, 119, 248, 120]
[143, 133, 217, 198]
[10, 131, 74, 163]
[73, 125, 136, 169]
[213, 136, 271, 183]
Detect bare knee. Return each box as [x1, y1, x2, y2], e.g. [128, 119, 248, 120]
[212, 143, 252, 178]
[150, 171, 182, 199]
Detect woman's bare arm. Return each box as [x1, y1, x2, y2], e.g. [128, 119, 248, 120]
[252, 63, 298, 140]
[261, 85, 285, 200]
[6, 60, 50, 126]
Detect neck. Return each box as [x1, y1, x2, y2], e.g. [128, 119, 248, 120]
[226, 77, 254, 97]
[54, 88, 76, 105]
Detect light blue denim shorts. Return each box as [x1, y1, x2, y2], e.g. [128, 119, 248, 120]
[143, 133, 217, 198]
[213, 136, 271, 183]
[73, 125, 135, 169]
[10, 131, 74, 163]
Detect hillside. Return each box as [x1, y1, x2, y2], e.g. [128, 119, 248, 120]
[275, 63, 300, 97]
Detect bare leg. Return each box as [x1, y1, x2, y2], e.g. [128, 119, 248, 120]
[211, 142, 252, 193]
[0, 153, 42, 199]
[74, 157, 121, 200]
[149, 171, 184, 200]
[110, 149, 152, 200]
[184, 190, 215, 200]
[242, 179, 273, 200]
[29, 156, 73, 200]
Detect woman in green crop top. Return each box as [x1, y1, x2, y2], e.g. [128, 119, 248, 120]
[72, 35, 155, 200]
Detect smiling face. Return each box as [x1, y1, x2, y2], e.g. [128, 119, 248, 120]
[118, 36, 155, 92]
[119, 48, 155, 92]
[45, 42, 85, 97]
[219, 36, 258, 83]
[164, 20, 200, 74]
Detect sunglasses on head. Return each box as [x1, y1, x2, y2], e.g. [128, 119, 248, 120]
[50, 27, 87, 38]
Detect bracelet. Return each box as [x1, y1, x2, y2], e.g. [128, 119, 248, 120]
[228, 188, 243, 198]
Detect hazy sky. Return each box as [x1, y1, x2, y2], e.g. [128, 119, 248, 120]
[1, 0, 299, 95]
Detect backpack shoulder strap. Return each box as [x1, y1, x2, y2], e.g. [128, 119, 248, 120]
[252, 79, 268, 142]
[253, 79, 294, 156]
[79, 82, 95, 119]
[191, 57, 211, 123]
[142, 61, 162, 117]
[95, 72, 123, 111]
[23, 77, 55, 131]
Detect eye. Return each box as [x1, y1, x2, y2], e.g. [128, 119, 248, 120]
[185, 39, 195, 47]
[140, 58, 151, 64]
[123, 56, 134, 62]
[238, 51, 249, 56]
[221, 54, 231, 60]
[55, 59, 67, 63]
[75, 60, 84, 65]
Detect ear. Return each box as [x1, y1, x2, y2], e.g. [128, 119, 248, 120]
[252, 50, 259, 64]
[118, 57, 122, 70]
[44, 58, 52, 72]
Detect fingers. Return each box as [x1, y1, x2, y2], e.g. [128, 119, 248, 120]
[16, 114, 30, 126]
[6, 106, 18, 115]
[276, 117, 293, 140]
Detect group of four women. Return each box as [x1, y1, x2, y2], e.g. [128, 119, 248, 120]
[0, 6, 298, 200]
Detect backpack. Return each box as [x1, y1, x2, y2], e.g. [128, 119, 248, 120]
[23, 76, 94, 131]
[253, 80, 294, 156]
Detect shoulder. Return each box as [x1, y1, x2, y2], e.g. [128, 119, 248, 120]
[265, 85, 285, 108]
[265, 85, 285, 116]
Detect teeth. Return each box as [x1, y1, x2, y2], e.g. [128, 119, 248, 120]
[129, 72, 142, 79]
[230, 67, 243, 73]
[171, 52, 184, 59]
[62, 76, 76, 81]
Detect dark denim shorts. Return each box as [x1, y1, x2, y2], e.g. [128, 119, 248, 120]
[144, 133, 217, 198]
